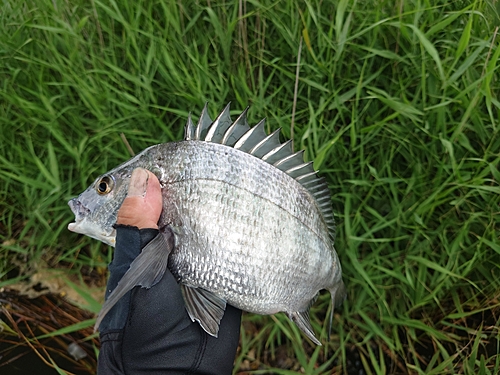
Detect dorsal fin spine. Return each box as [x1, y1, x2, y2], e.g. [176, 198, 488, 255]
[205, 103, 232, 143]
[222, 107, 249, 146]
[195, 103, 213, 140]
[184, 113, 195, 141]
[233, 120, 266, 151]
[261, 140, 292, 163]
[285, 161, 313, 174]
[301, 179, 322, 189]
[249, 125, 281, 156]
[295, 171, 318, 182]
[273, 150, 305, 168]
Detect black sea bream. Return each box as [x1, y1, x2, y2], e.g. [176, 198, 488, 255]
[68, 104, 346, 345]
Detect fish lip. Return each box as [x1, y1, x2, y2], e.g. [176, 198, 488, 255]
[67, 222, 78, 232]
[67, 198, 117, 247]
[67, 198, 90, 234]
[68, 198, 90, 223]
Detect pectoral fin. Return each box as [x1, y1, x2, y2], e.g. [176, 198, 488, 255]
[94, 227, 174, 331]
[180, 284, 226, 337]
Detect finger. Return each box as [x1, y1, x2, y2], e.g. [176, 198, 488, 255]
[143, 170, 162, 215]
[116, 169, 162, 229]
[128, 168, 150, 197]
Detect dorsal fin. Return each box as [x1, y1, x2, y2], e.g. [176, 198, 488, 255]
[273, 150, 305, 172]
[233, 119, 267, 152]
[250, 128, 281, 158]
[183, 104, 336, 241]
[285, 162, 314, 178]
[205, 103, 232, 143]
[262, 140, 293, 164]
[222, 107, 250, 146]
[184, 113, 195, 140]
[194, 103, 213, 140]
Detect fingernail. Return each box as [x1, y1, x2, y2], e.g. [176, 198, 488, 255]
[128, 168, 149, 197]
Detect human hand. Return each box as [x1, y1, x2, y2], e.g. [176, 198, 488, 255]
[116, 168, 162, 229]
[99, 168, 241, 375]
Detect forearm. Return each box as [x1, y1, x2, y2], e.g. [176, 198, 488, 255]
[97, 225, 241, 375]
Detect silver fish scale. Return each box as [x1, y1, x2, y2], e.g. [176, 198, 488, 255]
[153, 141, 337, 314]
[154, 141, 331, 244]
[165, 180, 333, 313]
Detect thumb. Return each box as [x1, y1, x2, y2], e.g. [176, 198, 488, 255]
[127, 168, 150, 197]
[116, 168, 162, 229]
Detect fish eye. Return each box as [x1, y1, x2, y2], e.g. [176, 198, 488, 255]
[96, 175, 114, 195]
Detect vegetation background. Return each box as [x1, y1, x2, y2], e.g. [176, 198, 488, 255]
[0, 0, 499, 374]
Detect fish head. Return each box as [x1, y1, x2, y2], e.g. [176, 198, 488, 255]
[68, 168, 135, 247]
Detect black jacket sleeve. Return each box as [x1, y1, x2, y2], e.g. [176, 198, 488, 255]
[97, 225, 241, 375]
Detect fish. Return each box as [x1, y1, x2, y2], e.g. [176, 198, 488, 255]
[68, 103, 346, 345]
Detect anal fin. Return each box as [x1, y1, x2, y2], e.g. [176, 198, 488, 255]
[180, 284, 227, 338]
[288, 309, 322, 346]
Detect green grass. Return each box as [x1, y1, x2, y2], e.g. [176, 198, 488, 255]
[1, 0, 499, 373]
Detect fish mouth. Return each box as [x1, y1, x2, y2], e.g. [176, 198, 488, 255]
[68, 199, 90, 221]
[67, 198, 116, 247]
[68, 199, 88, 233]
[67, 222, 79, 232]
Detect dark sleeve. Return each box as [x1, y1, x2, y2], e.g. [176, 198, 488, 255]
[97, 226, 241, 375]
